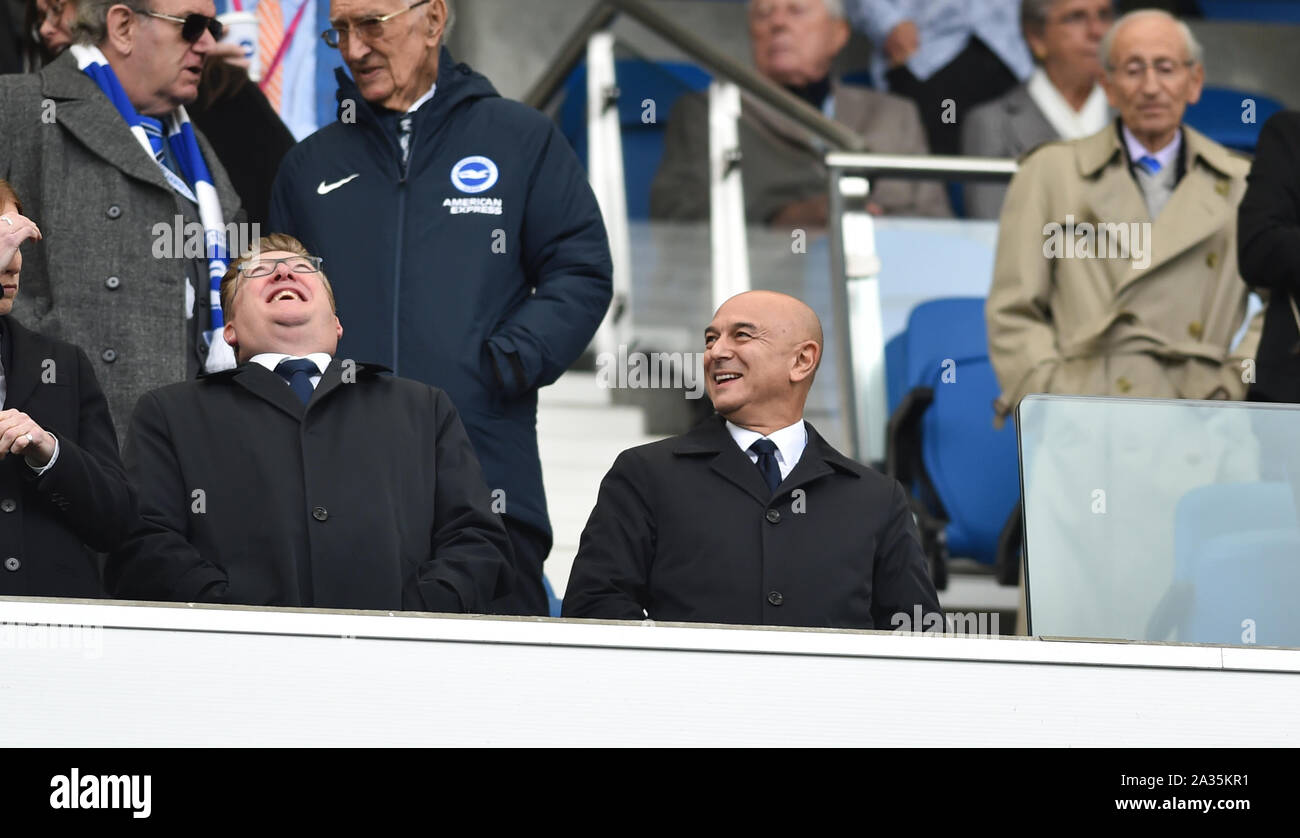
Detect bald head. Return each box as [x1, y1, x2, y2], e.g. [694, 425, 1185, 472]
[703, 291, 823, 434]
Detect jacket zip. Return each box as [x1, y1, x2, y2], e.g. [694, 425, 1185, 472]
[390, 117, 416, 375]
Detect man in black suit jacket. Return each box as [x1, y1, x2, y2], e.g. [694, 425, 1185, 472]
[563, 290, 941, 629]
[107, 234, 512, 612]
[0, 181, 135, 597]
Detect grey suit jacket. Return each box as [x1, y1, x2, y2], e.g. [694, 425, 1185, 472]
[651, 81, 951, 224]
[960, 83, 1058, 219]
[0, 50, 243, 440]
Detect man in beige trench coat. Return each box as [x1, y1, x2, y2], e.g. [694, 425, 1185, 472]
[986, 9, 1263, 637]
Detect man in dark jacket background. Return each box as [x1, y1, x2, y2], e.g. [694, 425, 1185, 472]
[268, 0, 613, 616]
[0, 180, 136, 598]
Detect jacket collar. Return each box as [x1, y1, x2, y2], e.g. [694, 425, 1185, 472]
[1076, 119, 1237, 180]
[672, 415, 861, 506]
[204, 357, 392, 421]
[1, 315, 52, 411]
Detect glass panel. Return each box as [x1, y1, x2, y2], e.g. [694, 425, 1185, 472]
[1019, 395, 1300, 648]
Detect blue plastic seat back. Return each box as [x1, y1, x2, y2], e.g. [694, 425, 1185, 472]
[1173, 482, 1300, 645]
[1183, 87, 1284, 152]
[559, 60, 712, 219]
[903, 298, 1019, 564]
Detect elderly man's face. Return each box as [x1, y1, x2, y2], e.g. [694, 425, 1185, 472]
[331, 0, 445, 111]
[223, 250, 343, 361]
[749, 0, 850, 88]
[1029, 0, 1113, 82]
[125, 0, 218, 116]
[1102, 13, 1203, 145]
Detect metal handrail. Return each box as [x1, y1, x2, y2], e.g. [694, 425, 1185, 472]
[827, 155, 1019, 461]
[522, 0, 866, 152]
[826, 152, 1020, 180]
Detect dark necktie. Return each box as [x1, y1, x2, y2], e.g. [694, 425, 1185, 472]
[749, 438, 782, 494]
[274, 358, 318, 405]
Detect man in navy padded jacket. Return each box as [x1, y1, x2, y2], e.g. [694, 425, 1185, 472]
[268, 0, 613, 616]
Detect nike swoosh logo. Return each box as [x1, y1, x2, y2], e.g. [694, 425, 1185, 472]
[317, 174, 360, 195]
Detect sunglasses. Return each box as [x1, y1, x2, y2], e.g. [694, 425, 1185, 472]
[138, 10, 224, 44]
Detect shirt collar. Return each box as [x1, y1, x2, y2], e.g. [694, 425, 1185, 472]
[726, 419, 808, 466]
[249, 352, 332, 376]
[1121, 121, 1181, 173]
[405, 82, 437, 114]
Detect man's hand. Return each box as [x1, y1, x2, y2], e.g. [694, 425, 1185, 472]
[0, 409, 57, 468]
[770, 194, 830, 229]
[0, 210, 41, 274]
[206, 40, 251, 71]
[883, 20, 920, 67]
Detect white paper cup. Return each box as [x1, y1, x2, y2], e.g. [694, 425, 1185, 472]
[218, 12, 260, 82]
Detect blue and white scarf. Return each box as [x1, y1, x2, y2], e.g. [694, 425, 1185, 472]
[71, 44, 237, 372]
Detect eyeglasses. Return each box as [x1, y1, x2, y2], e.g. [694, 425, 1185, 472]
[321, 0, 430, 48]
[237, 256, 324, 278]
[1110, 58, 1196, 83]
[138, 10, 225, 44]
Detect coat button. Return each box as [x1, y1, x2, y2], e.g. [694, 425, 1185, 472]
[101, 348, 117, 363]
[1187, 321, 1204, 339]
[1116, 376, 1132, 393]
[1215, 179, 1230, 196]
[4, 557, 19, 572]
[767, 590, 783, 606]
[105, 276, 121, 290]
[1206, 252, 1218, 268]
[312, 506, 328, 521]
[765, 508, 781, 524]
[106, 205, 122, 219]
[0, 499, 15, 513]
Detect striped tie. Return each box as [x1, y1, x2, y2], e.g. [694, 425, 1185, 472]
[139, 117, 177, 175]
[258, 0, 284, 113]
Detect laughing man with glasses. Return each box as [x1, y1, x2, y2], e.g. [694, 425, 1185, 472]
[269, 0, 613, 618]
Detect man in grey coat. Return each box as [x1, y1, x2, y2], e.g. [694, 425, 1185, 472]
[650, 0, 949, 228]
[0, 0, 242, 437]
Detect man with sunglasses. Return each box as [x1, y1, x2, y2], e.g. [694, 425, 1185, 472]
[269, 0, 612, 617]
[0, 0, 243, 445]
[109, 233, 513, 613]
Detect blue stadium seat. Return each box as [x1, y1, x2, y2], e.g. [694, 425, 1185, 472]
[1157, 481, 1300, 646]
[885, 298, 1020, 586]
[1183, 86, 1284, 153]
[559, 60, 712, 219]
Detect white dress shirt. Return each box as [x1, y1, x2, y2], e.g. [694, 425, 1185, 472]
[726, 419, 809, 482]
[250, 352, 332, 390]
